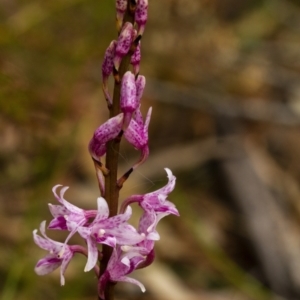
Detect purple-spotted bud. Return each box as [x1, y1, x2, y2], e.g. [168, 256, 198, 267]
[114, 22, 134, 71]
[135, 0, 148, 37]
[102, 40, 117, 106]
[130, 41, 141, 75]
[116, 0, 128, 32]
[89, 113, 124, 162]
[121, 71, 138, 129]
[124, 106, 152, 169]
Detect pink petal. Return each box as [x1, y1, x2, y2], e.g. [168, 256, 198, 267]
[124, 118, 145, 149]
[138, 210, 156, 233]
[109, 224, 144, 245]
[144, 106, 152, 131]
[117, 276, 146, 293]
[48, 203, 68, 217]
[33, 229, 55, 251]
[107, 247, 120, 272]
[53, 185, 83, 214]
[84, 236, 99, 272]
[100, 235, 116, 248]
[48, 216, 67, 230]
[94, 197, 109, 222]
[101, 205, 132, 229]
[60, 250, 73, 285]
[35, 256, 61, 276]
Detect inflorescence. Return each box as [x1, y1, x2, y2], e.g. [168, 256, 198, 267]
[33, 1, 179, 298]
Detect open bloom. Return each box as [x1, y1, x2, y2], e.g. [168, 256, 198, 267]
[33, 221, 75, 285]
[99, 247, 145, 299]
[121, 210, 159, 269]
[48, 185, 98, 244]
[48, 185, 96, 230]
[141, 168, 178, 215]
[77, 197, 144, 272]
[121, 168, 179, 230]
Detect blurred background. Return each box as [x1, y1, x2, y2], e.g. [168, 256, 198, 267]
[1, 0, 300, 299]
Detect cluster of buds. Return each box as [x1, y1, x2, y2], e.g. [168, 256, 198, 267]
[33, 1, 179, 299]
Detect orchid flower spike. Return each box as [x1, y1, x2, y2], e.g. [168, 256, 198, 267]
[77, 197, 144, 272]
[99, 247, 145, 299]
[33, 221, 75, 286]
[116, 0, 128, 32]
[102, 40, 117, 107]
[135, 0, 148, 38]
[114, 22, 134, 72]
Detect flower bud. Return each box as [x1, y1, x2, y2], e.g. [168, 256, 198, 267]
[116, 0, 128, 32]
[102, 40, 117, 105]
[130, 41, 141, 75]
[135, 0, 148, 37]
[114, 22, 134, 71]
[124, 106, 152, 169]
[121, 71, 137, 112]
[121, 71, 137, 129]
[89, 113, 124, 162]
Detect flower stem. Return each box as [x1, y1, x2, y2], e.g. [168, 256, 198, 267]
[98, 5, 135, 300]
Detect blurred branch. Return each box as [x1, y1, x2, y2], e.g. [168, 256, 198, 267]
[119, 137, 217, 180]
[214, 120, 300, 298]
[146, 78, 300, 126]
[173, 190, 273, 300]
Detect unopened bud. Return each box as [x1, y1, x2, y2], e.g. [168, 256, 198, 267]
[116, 0, 128, 32]
[135, 0, 148, 37]
[130, 41, 141, 75]
[121, 71, 139, 129]
[114, 22, 134, 71]
[102, 40, 117, 105]
[89, 113, 124, 161]
[121, 71, 137, 113]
